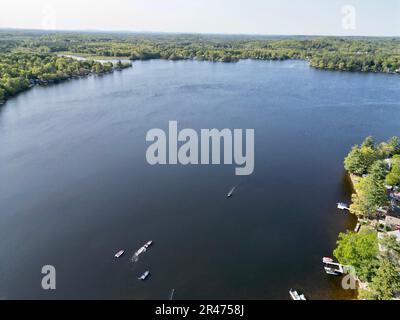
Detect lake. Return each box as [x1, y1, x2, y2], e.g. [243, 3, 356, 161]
[0, 60, 399, 299]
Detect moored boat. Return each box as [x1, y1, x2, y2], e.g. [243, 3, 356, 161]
[289, 289, 306, 300]
[337, 202, 349, 210]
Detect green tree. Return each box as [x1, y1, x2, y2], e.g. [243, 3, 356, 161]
[333, 230, 379, 281]
[349, 175, 388, 218]
[369, 160, 389, 181]
[344, 146, 365, 175]
[359, 259, 400, 300]
[93, 63, 103, 73]
[380, 234, 400, 263]
[378, 136, 400, 158]
[0, 87, 5, 101]
[385, 155, 400, 186]
[344, 145, 377, 176]
[388, 136, 400, 155]
[362, 136, 375, 149]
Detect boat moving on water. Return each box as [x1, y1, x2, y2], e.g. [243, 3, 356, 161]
[289, 289, 307, 300]
[227, 186, 237, 198]
[135, 247, 146, 257]
[144, 241, 153, 248]
[133, 240, 154, 259]
[114, 250, 124, 258]
[138, 271, 150, 281]
[169, 289, 175, 301]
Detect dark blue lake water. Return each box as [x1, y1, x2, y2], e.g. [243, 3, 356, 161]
[0, 60, 399, 299]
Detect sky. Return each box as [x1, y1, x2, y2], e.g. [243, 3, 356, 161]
[0, 0, 399, 36]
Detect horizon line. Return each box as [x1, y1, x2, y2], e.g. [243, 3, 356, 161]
[0, 27, 399, 39]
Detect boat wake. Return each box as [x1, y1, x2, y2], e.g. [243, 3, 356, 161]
[227, 183, 241, 198]
[131, 240, 153, 263]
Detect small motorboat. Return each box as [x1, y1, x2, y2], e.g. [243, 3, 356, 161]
[133, 241, 153, 260]
[144, 240, 153, 249]
[289, 289, 306, 300]
[114, 250, 125, 258]
[138, 271, 150, 281]
[134, 246, 147, 257]
[227, 186, 237, 198]
[169, 289, 175, 301]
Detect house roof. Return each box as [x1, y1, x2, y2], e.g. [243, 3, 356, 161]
[385, 215, 400, 226]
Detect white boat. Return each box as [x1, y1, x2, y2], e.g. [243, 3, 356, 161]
[169, 289, 175, 301]
[134, 241, 153, 258]
[138, 271, 150, 280]
[337, 203, 349, 210]
[322, 257, 344, 275]
[144, 240, 153, 248]
[289, 289, 306, 300]
[114, 250, 124, 258]
[134, 246, 147, 257]
[227, 186, 237, 198]
[323, 257, 334, 263]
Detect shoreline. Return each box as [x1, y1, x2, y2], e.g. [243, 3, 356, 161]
[1, 55, 398, 108]
[335, 145, 400, 300]
[0, 60, 132, 107]
[56, 50, 400, 75]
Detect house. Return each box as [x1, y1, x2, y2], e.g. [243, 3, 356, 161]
[385, 215, 400, 229]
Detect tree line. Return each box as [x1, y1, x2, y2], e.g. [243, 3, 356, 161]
[1, 30, 400, 104]
[2, 31, 400, 68]
[0, 52, 130, 104]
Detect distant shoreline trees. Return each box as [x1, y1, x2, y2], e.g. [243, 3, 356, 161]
[1, 31, 400, 104]
[344, 136, 400, 218]
[0, 52, 131, 104]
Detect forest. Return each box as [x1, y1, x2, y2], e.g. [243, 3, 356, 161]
[1, 30, 400, 104]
